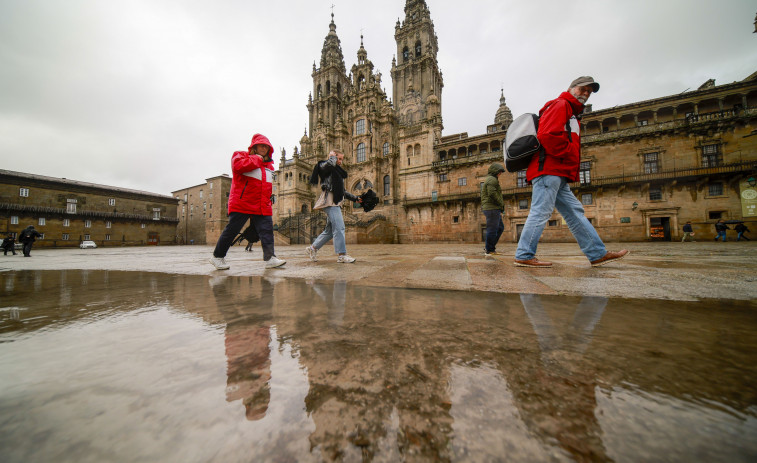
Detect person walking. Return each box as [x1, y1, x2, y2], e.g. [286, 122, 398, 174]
[209, 133, 285, 270]
[735, 223, 750, 241]
[2, 233, 17, 255]
[18, 225, 41, 257]
[481, 162, 506, 257]
[681, 221, 695, 242]
[305, 149, 361, 263]
[514, 76, 628, 268]
[714, 219, 729, 242]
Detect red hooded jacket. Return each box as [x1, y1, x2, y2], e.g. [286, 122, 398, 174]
[227, 134, 275, 216]
[526, 91, 584, 183]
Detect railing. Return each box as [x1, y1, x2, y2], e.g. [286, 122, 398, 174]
[0, 203, 179, 223]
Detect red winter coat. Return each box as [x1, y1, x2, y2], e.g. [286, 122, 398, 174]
[526, 91, 584, 183]
[227, 134, 275, 216]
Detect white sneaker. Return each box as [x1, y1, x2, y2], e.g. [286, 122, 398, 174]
[265, 256, 286, 268]
[337, 255, 356, 263]
[209, 256, 230, 270]
[305, 246, 318, 262]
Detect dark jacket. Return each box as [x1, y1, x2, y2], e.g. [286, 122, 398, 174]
[715, 222, 729, 232]
[481, 163, 505, 211]
[310, 157, 358, 204]
[735, 223, 749, 233]
[527, 91, 584, 183]
[19, 226, 41, 243]
[682, 223, 693, 233]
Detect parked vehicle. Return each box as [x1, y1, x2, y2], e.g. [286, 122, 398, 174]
[79, 240, 97, 249]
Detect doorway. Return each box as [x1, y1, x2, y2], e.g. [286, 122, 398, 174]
[649, 217, 671, 241]
[516, 223, 525, 242]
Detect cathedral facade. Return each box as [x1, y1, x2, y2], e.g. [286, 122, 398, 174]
[273, 0, 757, 244]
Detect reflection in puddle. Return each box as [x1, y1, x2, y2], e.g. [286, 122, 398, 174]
[0, 270, 756, 462]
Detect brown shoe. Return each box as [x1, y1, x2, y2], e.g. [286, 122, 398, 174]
[590, 250, 629, 267]
[514, 258, 553, 268]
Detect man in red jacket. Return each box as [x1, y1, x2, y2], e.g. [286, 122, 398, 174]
[514, 77, 628, 268]
[210, 133, 285, 270]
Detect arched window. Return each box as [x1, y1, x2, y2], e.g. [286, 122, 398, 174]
[383, 175, 390, 196]
[402, 46, 409, 62]
[356, 143, 366, 163]
[415, 41, 421, 58]
[364, 180, 373, 189]
[301, 204, 308, 214]
[358, 74, 365, 90]
[355, 119, 366, 135]
[317, 84, 322, 97]
[414, 143, 421, 157]
[337, 82, 342, 97]
[407, 145, 413, 156]
[326, 80, 331, 95]
[383, 142, 390, 156]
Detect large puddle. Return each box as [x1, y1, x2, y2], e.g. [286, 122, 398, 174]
[1, 270, 756, 462]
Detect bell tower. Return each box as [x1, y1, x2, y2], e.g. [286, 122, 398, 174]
[391, 0, 443, 128]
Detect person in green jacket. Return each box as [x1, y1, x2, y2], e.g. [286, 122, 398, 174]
[481, 163, 506, 256]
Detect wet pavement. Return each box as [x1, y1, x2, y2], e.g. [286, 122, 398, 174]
[1, 243, 756, 462]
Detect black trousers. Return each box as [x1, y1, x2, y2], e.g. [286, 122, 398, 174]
[22, 242, 33, 256]
[214, 212, 274, 260]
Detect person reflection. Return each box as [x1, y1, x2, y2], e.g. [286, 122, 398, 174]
[210, 275, 274, 421]
[309, 280, 346, 327]
[515, 294, 610, 461]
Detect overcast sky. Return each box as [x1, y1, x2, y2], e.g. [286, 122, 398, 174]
[1, 0, 755, 195]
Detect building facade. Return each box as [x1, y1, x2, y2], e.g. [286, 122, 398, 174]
[172, 174, 232, 245]
[272, 0, 757, 243]
[0, 170, 179, 247]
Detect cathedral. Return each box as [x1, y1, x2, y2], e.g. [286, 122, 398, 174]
[273, 0, 757, 245]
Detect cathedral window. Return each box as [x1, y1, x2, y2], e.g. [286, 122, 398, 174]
[415, 41, 421, 58]
[383, 142, 390, 156]
[356, 119, 366, 135]
[357, 143, 366, 163]
[326, 81, 331, 95]
[407, 145, 413, 156]
[384, 175, 390, 196]
[402, 46, 409, 62]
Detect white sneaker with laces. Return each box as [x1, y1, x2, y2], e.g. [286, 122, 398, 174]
[337, 255, 356, 263]
[305, 246, 318, 262]
[265, 256, 286, 268]
[209, 256, 230, 270]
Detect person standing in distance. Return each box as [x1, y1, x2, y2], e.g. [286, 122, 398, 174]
[514, 76, 628, 268]
[305, 149, 361, 263]
[481, 162, 506, 257]
[210, 133, 285, 270]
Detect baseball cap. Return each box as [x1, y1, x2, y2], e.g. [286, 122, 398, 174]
[569, 76, 600, 93]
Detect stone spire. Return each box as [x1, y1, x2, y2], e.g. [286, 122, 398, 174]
[319, 12, 346, 72]
[494, 89, 513, 130]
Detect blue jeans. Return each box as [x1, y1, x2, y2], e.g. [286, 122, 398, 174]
[313, 206, 347, 254]
[483, 210, 504, 252]
[515, 175, 606, 262]
[715, 231, 726, 241]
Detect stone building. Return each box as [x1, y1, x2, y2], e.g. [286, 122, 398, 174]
[172, 174, 231, 245]
[272, 0, 757, 244]
[0, 170, 179, 247]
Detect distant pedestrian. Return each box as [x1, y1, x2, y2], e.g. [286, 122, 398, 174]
[735, 223, 750, 241]
[2, 233, 16, 255]
[514, 76, 628, 268]
[18, 225, 41, 257]
[481, 162, 506, 257]
[714, 219, 729, 242]
[681, 221, 695, 242]
[209, 133, 285, 270]
[305, 149, 362, 263]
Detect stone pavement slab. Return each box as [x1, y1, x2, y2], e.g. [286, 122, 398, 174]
[1, 242, 755, 302]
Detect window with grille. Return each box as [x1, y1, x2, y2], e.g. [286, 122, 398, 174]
[579, 161, 592, 184]
[581, 193, 593, 205]
[84, 234, 90, 240]
[438, 173, 448, 182]
[458, 177, 467, 186]
[108, 198, 116, 206]
[643, 152, 659, 174]
[383, 142, 390, 156]
[519, 199, 529, 210]
[66, 199, 77, 213]
[356, 119, 365, 135]
[702, 144, 720, 167]
[649, 186, 662, 200]
[356, 143, 366, 162]
[383, 175, 390, 196]
[708, 183, 724, 196]
[62, 234, 69, 241]
[19, 188, 29, 197]
[517, 170, 527, 188]
[11, 216, 18, 225]
[153, 209, 161, 220]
